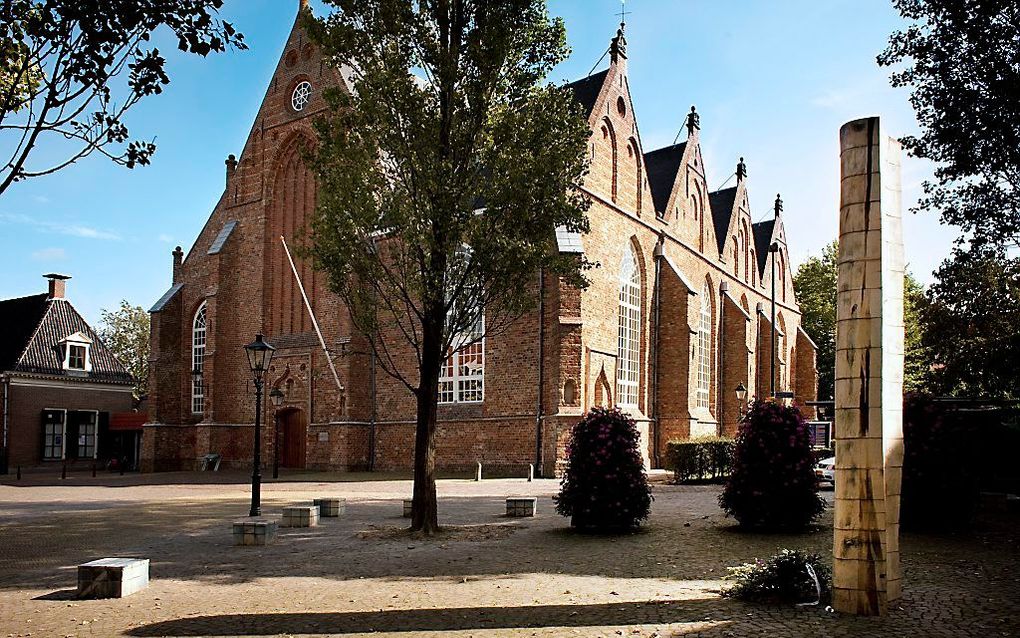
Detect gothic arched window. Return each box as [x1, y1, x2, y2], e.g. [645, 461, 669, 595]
[616, 245, 641, 407]
[696, 283, 713, 410]
[192, 302, 207, 414]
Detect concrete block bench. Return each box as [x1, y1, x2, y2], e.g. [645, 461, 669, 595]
[281, 505, 319, 527]
[506, 497, 537, 517]
[403, 499, 413, 518]
[232, 519, 278, 546]
[314, 498, 346, 518]
[77, 558, 149, 599]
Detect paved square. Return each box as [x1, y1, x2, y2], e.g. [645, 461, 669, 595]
[0, 472, 1017, 637]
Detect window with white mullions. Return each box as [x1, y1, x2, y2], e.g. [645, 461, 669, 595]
[696, 283, 713, 410]
[192, 302, 207, 414]
[616, 245, 641, 408]
[439, 310, 485, 404]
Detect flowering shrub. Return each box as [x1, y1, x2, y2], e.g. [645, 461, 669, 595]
[554, 407, 652, 531]
[723, 549, 831, 604]
[719, 399, 824, 530]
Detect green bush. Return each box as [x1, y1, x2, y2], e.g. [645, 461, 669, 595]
[665, 437, 734, 483]
[719, 399, 825, 530]
[554, 407, 652, 531]
[723, 549, 831, 605]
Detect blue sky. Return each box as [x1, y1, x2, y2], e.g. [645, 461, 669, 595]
[0, 0, 957, 323]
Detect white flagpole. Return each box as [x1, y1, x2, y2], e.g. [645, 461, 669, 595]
[280, 236, 345, 394]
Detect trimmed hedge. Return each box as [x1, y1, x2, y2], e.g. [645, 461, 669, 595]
[665, 437, 734, 483]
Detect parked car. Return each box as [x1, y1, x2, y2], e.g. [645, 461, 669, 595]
[815, 456, 835, 487]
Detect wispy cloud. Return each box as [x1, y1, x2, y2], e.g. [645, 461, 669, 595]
[31, 247, 67, 262]
[0, 212, 122, 241]
[157, 233, 174, 243]
[33, 195, 50, 205]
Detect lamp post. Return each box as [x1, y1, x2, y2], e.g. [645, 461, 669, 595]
[735, 382, 747, 419]
[269, 388, 284, 480]
[243, 334, 275, 517]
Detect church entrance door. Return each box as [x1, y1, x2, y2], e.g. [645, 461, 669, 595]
[279, 408, 307, 469]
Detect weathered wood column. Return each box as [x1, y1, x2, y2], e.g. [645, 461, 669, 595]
[833, 117, 905, 616]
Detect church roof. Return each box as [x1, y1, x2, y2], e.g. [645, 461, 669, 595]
[565, 70, 609, 118]
[644, 143, 687, 214]
[709, 187, 738, 255]
[0, 295, 133, 383]
[752, 219, 776, 276]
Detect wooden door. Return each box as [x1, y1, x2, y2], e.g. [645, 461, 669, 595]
[281, 409, 307, 469]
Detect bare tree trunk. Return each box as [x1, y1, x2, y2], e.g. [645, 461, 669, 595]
[410, 318, 442, 535]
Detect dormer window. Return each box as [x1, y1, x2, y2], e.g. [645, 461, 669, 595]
[59, 332, 92, 373]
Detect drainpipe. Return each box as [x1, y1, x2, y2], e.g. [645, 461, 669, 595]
[1, 374, 9, 475]
[534, 267, 545, 477]
[717, 281, 727, 435]
[651, 237, 664, 467]
[369, 349, 377, 471]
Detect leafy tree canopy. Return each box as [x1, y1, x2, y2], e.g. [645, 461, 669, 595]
[0, 0, 246, 198]
[98, 300, 150, 400]
[879, 0, 1020, 247]
[305, 0, 591, 533]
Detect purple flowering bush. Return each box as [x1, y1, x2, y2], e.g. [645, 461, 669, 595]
[554, 407, 652, 531]
[719, 399, 824, 530]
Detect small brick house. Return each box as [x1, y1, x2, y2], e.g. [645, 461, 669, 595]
[144, 7, 816, 475]
[0, 275, 135, 472]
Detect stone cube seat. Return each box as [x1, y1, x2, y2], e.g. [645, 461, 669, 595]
[281, 505, 319, 527]
[506, 497, 537, 517]
[314, 498, 346, 518]
[232, 518, 278, 545]
[77, 558, 149, 599]
[402, 499, 413, 518]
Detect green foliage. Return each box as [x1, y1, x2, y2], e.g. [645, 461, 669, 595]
[305, 0, 591, 533]
[723, 549, 831, 605]
[918, 246, 1020, 399]
[97, 300, 150, 399]
[665, 437, 733, 484]
[0, 0, 246, 197]
[794, 240, 930, 396]
[555, 407, 652, 531]
[879, 0, 1020, 248]
[719, 400, 824, 531]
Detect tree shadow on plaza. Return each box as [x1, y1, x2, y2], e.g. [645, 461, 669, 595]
[125, 599, 753, 636]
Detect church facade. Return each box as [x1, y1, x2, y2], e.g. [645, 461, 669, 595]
[142, 6, 816, 475]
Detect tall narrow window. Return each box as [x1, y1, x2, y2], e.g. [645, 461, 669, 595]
[438, 310, 485, 403]
[192, 303, 207, 414]
[696, 283, 712, 410]
[616, 245, 641, 407]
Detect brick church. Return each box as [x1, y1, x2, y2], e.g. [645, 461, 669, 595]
[143, 5, 816, 475]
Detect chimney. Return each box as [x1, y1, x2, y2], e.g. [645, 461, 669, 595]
[300, 0, 309, 10]
[172, 246, 184, 284]
[45, 273, 71, 299]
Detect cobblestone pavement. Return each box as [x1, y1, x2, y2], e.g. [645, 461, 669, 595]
[0, 472, 1017, 637]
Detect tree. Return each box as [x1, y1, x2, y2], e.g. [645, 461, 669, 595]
[0, 0, 246, 198]
[878, 0, 1020, 248]
[305, 0, 591, 534]
[918, 246, 1020, 398]
[794, 240, 928, 398]
[98, 300, 150, 400]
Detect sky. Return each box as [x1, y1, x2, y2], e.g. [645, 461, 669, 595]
[0, 0, 959, 324]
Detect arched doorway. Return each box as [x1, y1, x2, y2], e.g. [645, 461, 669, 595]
[278, 408, 307, 469]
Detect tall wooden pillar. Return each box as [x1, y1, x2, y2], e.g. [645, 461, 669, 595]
[833, 117, 905, 616]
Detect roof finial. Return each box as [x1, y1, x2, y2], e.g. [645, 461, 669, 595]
[617, 0, 630, 27]
[610, 22, 627, 63]
[737, 157, 747, 182]
[774, 193, 783, 218]
[686, 105, 700, 136]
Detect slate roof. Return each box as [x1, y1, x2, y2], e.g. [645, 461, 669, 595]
[0, 293, 49, 370]
[564, 70, 609, 118]
[644, 143, 687, 215]
[555, 226, 584, 254]
[0, 295, 133, 384]
[150, 283, 183, 313]
[752, 219, 776, 276]
[208, 220, 238, 255]
[709, 187, 738, 255]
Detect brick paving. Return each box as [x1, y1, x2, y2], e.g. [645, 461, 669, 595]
[0, 472, 1017, 637]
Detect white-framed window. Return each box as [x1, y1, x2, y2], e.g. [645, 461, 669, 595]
[67, 344, 86, 370]
[616, 245, 641, 408]
[42, 409, 66, 460]
[439, 311, 485, 404]
[291, 81, 312, 112]
[192, 302, 207, 414]
[696, 283, 712, 410]
[59, 332, 92, 372]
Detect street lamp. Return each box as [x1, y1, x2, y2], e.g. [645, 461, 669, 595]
[243, 334, 275, 517]
[269, 388, 285, 479]
[735, 382, 747, 419]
